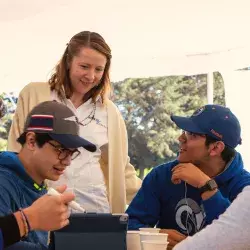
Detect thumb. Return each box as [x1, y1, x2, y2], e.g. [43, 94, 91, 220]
[55, 184, 68, 194]
[171, 175, 181, 185]
[173, 179, 181, 185]
[61, 192, 75, 204]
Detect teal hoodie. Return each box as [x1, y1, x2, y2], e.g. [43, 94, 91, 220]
[0, 152, 47, 250]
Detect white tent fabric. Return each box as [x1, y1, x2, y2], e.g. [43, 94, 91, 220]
[0, 0, 249, 167]
[222, 71, 250, 170]
[1, 0, 250, 90]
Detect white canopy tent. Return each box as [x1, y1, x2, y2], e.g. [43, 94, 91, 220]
[0, 0, 249, 167]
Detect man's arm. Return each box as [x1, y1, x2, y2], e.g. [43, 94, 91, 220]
[0, 213, 46, 250]
[0, 185, 74, 249]
[0, 184, 45, 249]
[126, 167, 163, 230]
[174, 186, 250, 250]
[0, 229, 3, 250]
[172, 163, 233, 224]
[202, 168, 250, 224]
[201, 190, 230, 224]
[0, 214, 20, 248]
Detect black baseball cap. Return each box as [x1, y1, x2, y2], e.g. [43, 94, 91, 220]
[20, 101, 96, 152]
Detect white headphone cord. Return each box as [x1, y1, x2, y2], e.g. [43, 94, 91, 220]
[184, 182, 198, 236]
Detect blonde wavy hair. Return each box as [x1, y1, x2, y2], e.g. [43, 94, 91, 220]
[49, 31, 112, 103]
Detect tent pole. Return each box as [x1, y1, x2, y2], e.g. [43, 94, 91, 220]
[207, 72, 214, 104]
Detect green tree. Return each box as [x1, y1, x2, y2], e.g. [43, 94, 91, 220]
[0, 94, 14, 151]
[0, 113, 12, 151]
[114, 72, 225, 178]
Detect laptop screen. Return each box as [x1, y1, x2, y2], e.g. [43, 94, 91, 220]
[50, 213, 128, 250]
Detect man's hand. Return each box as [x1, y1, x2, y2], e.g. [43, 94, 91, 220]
[24, 185, 75, 231]
[160, 229, 186, 249]
[171, 163, 210, 188]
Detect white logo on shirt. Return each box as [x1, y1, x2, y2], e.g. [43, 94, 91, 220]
[175, 198, 205, 235]
[64, 116, 78, 123]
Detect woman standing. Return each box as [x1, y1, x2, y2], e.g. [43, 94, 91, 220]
[8, 31, 141, 213]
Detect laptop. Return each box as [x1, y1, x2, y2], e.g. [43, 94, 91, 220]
[49, 213, 128, 250]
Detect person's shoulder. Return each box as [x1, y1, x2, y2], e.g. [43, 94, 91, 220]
[154, 160, 178, 172]
[0, 167, 19, 192]
[20, 82, 50, 96]
[106, 100, 124, 122]
[106, 99, 120, 112]
[230, 152, 250, 177]
[0, 152, 18, 178]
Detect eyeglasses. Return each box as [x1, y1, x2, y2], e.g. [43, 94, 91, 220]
[47, 141, 80, 160]
[182, 131, 206, 139]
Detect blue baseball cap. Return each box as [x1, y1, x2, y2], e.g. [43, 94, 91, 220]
[171, 105, 242, 148]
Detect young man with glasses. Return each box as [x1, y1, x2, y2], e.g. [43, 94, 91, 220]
[126, 105, 250, 249]
[0, 101, 96, 249]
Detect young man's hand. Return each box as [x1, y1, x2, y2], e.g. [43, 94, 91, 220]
[24, 185, 75, 231]
[171, 163, 211, 188]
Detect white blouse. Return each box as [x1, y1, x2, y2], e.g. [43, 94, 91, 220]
[48, 92, 110, 213]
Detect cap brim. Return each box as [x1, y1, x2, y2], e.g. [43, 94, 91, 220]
[170, 115, 204, 134]
[50, 134, 96, 152]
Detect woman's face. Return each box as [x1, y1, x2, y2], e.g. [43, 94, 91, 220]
[69, 47, 107, 97]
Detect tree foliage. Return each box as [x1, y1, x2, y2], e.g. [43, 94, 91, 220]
[113, 72, 225, 178]
[0, 94, 14, 151]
